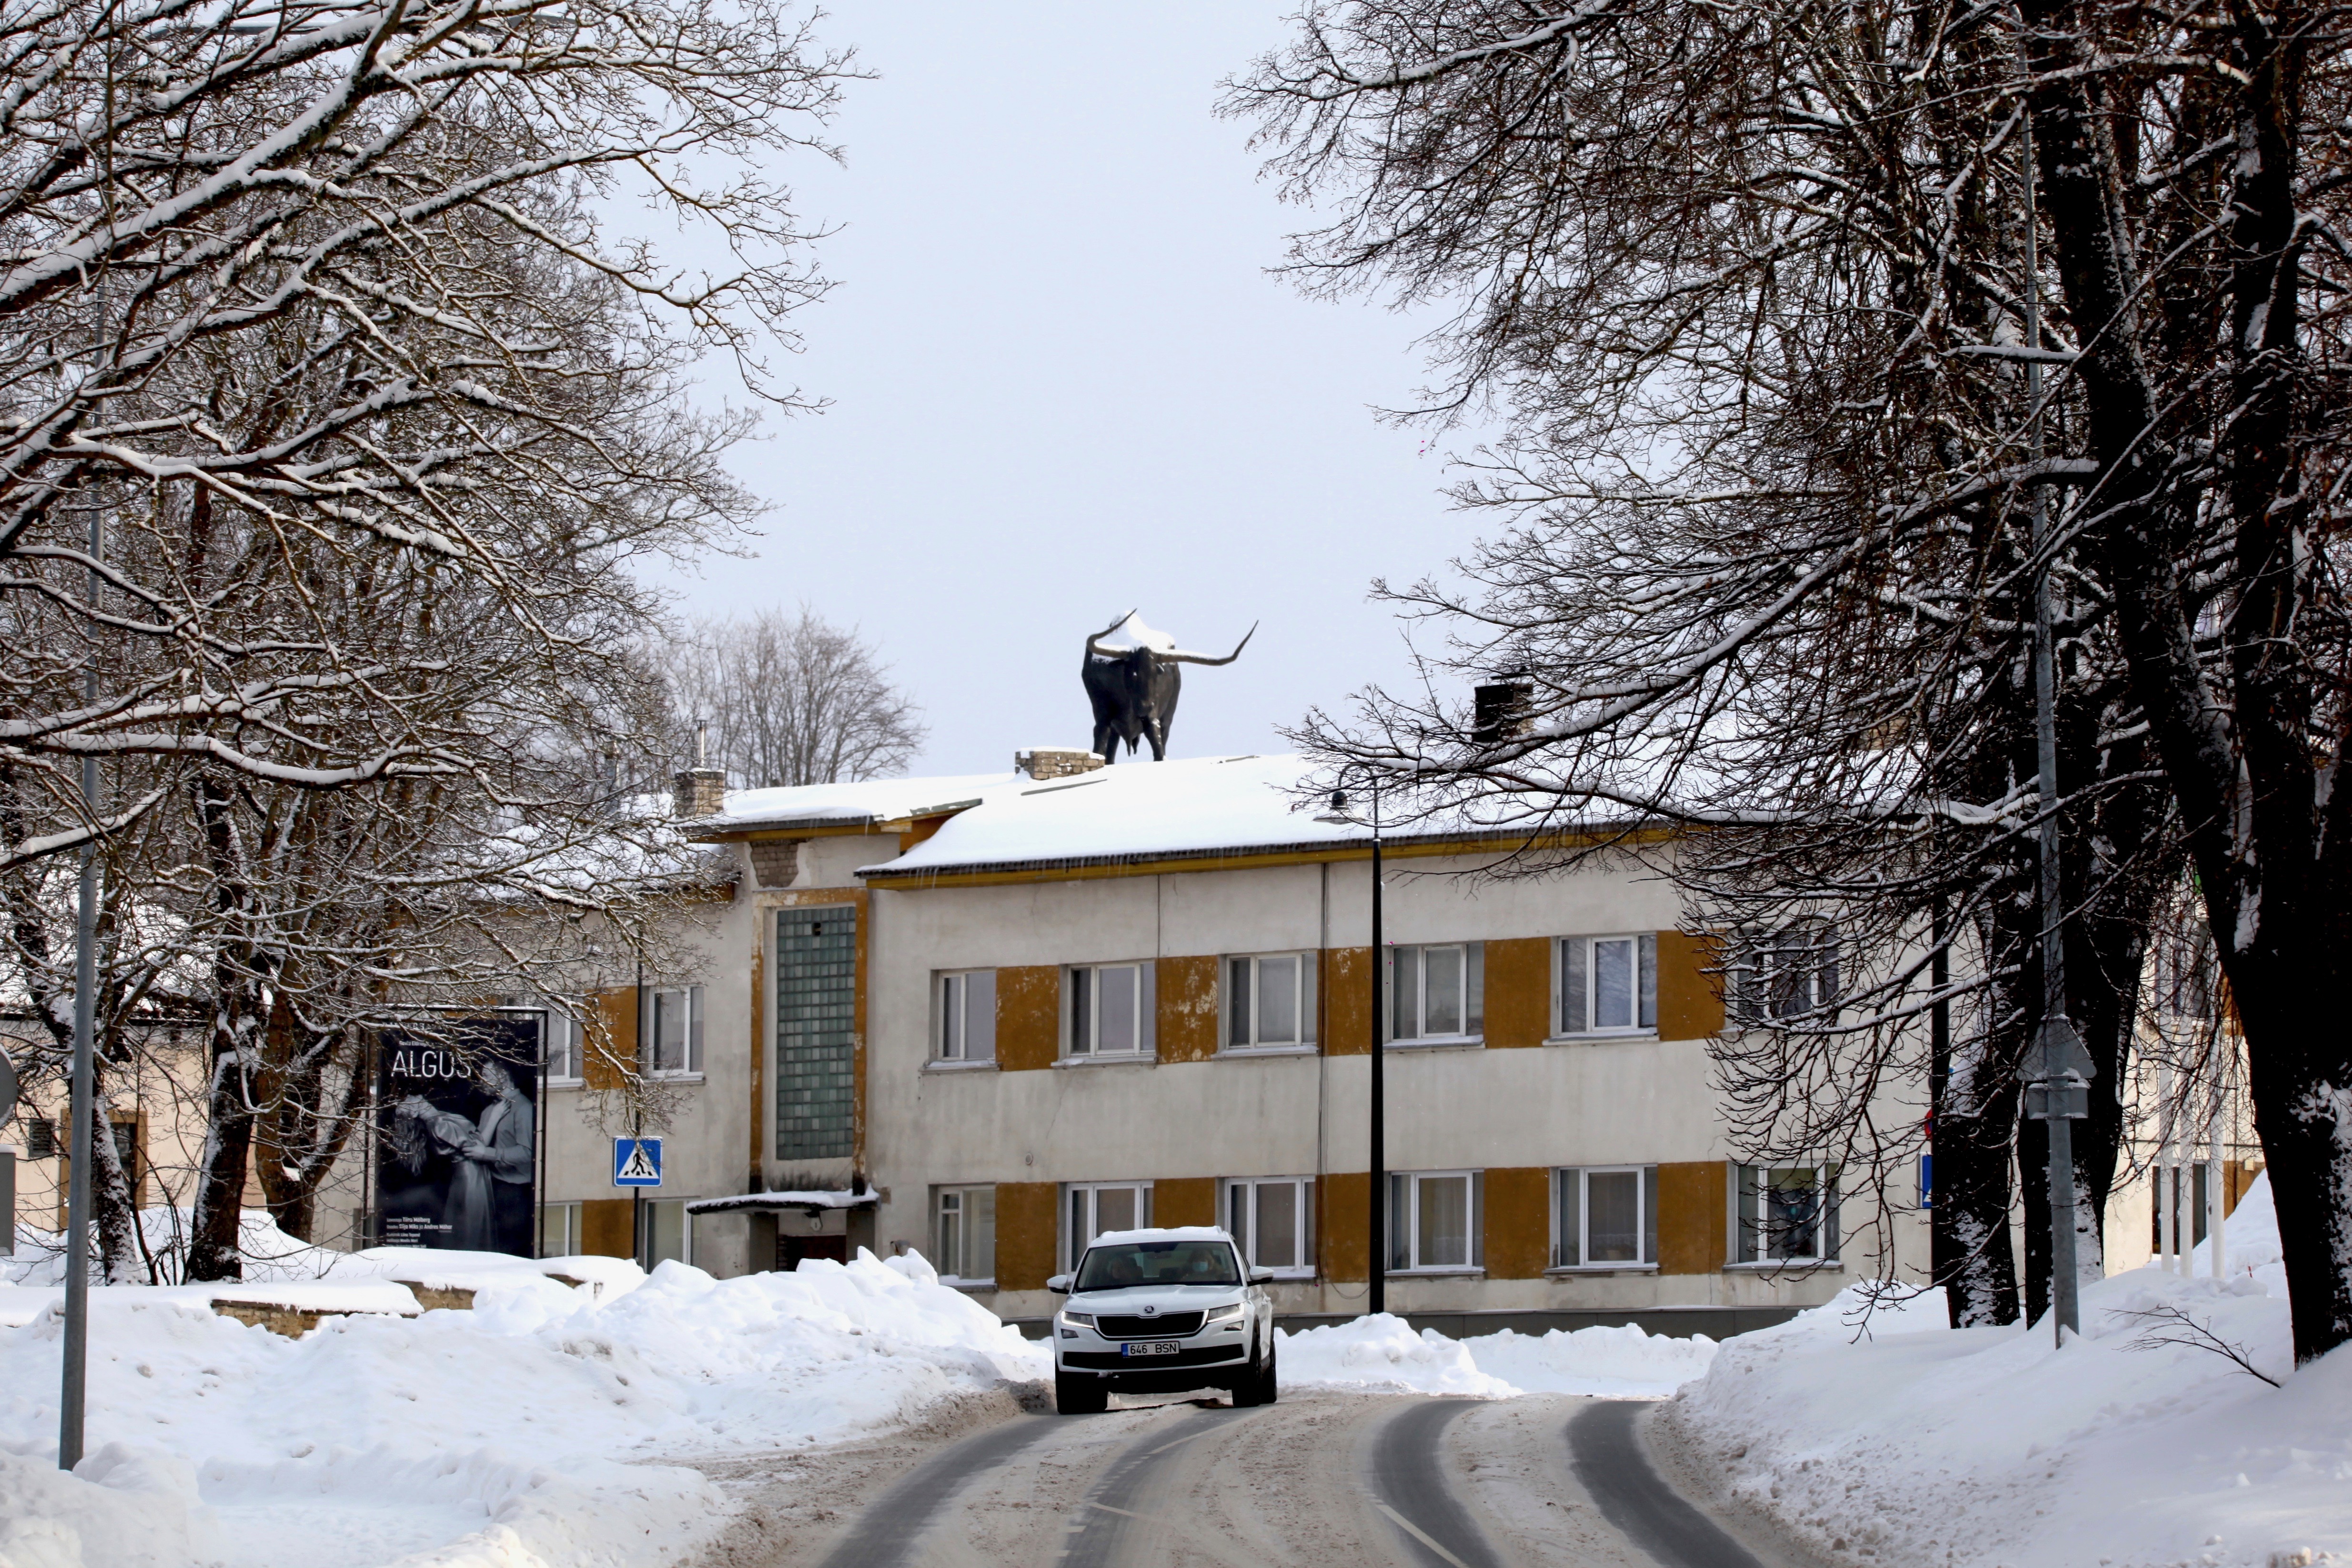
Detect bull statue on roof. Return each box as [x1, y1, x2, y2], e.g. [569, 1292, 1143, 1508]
[1081, 611, 1256, 762]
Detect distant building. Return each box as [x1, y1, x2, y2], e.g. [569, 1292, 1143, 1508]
[518, 748, 1920, 1334]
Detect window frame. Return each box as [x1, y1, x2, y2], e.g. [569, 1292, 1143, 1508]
[1554, 935, 1659, 1038]
[1062, 1180, 1155, 1272]
[1223, 952, 1319, 1053]
[1385, 1169, 1485, 1274]
[1385, 943, 1486, 1046]
[644, 1196, 693, 1268]
[1065, 962, 1153, 1060]
[645, 983, 705, 1079]
[934, 1184, 997, 1288]
[1551, 1165, 1661, 1270]
[1223, 1175, 1317, 1278]
[1732, 1163, 1843, 1266]
[537, 1200, 581, 1258]
[934, 969, 998, 1065]
[539, 1002, 583, 1085]
[1739, 927, 1842, 1024]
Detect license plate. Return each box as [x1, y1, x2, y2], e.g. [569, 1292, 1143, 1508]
[1121, 1341, 1179, 1358]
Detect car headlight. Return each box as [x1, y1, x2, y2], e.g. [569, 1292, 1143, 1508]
[1201, 1303, 1244, 1324]
[1060, 1310, 1095, 1328]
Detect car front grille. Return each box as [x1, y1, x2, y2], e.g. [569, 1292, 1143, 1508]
[1094, 1311, 1206, 1338]
[1065, 1346, 1242, 1370]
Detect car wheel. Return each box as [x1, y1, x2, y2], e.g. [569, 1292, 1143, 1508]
[1260, 1332, 1279, 1406]
[1231, 1337, 1265, 1408]
[1055, 1368, 1108, 1415]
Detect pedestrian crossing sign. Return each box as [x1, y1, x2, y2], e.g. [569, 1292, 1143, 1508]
[613, 1137, 663, 1188]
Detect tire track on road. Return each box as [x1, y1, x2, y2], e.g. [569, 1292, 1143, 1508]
[810, 1414, 1065, 1568]
[1567, 1401, 1768, 1568]
[1368, 1398, 1507, 1568]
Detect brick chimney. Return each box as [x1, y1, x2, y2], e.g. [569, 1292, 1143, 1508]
[1471, 678, 1534, 744]
[1016, 747, 1106, 781]
[673, 767, 726, 818]
[673, 719, 727, 817]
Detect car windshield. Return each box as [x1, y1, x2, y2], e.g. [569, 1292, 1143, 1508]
[1074, 1239, 1241, 1291]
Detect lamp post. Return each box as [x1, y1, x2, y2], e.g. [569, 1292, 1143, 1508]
[1320, 786, 1383, 1317]
[2019, 113, 2089, 1342]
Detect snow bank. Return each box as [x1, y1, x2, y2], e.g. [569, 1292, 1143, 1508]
[1673, 1174, 2351, 1568]
[1462, 1323, 1721, 1397]
[1274, 1312, 1719, 1398]
[0, 1248, 1048, 1568]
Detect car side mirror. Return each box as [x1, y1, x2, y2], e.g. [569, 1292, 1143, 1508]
[1248, 1268, 1275, 1286]
[1046, 1274, 1071, 1294]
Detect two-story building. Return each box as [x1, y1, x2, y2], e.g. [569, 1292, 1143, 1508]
[528, 748, 1919, 1335]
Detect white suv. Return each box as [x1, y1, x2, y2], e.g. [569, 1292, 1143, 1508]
[1047, 1226, 1277, 1414]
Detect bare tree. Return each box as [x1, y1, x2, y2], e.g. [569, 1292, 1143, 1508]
[661, 607, 925, 789]
[1232, 0, 2352, 1359]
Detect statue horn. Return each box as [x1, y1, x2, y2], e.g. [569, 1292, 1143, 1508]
[1157, 622, 1257, 667]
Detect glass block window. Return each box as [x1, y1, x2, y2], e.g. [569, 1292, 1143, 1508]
[776, 907, 856, 1160]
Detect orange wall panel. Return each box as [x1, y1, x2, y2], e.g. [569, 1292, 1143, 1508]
[1483, 1166, 1552, 1277]
[1656, 931, 1726, 1040]
[1321, 1170, 1370, 1281]
[1656, 1160, 1727, 1274]
[996, 966, 1061, 1071]
[580, 1198, 634, 1258]
[1154, 1176, 1217, 1228]
[1156, 956, 1221, 1063]
[1323, 948, 1373, 1055]
[996, 1180, 1060, 1288]
[586, 986, 637, 1090]
[1484, 938, 1552, 1048]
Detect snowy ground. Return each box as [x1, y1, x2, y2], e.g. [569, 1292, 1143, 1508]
[12, 1193, 2336, 1568]
[1671, 1176, 2351, 1568]
[0, 1227, 1708, 1568]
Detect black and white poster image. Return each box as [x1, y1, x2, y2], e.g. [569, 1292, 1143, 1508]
[376, 1019, 540, 1255]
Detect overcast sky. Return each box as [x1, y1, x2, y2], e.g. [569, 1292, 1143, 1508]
[658, 1, 1492, 777]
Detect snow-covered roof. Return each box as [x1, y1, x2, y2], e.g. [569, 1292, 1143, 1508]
[1088, 1226, 1237, 1247]
[848, 755, 1349, 879]
[698, 771, 1021, 834]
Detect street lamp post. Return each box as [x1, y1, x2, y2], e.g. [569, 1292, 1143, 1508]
[2019, 114, 2090, 1343]
[1321, 786, 1383, 1317]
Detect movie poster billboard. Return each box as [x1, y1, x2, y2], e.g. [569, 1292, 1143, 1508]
[375, 1015, 540, 1255]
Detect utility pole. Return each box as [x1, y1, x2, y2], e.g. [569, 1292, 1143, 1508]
[2019, 115, 2091, 1342]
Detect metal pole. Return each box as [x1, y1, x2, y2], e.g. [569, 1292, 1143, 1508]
[2020, 110, 2087, 1342]
[1367, 782, 1384, 1318]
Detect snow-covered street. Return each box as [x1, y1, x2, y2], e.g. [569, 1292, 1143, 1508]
[1, 1177, 2344, 1568]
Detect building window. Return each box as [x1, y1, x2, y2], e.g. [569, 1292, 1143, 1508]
[1559, 936, 1657, 1036]
[1226, 954, 1317, 1050]
[935, 1185, 997, 1284]
[646, 985, 704, 1077]
[1064, 1181, 1153, 1270]
[541, 1004, 582, 1082]
[646, 1197, 691, 1268]
[1735, 1165, 1840, 1263]
[1387, 1170, 1483, 1272]
[1225, 1177, 1315, 1275]
[776, 907, 856, 1161]
[24, 1117, 54, 1160]
[538, 1201, 581, 1258]
[1740, 928, 1841, 1022]
[937, 971, 997, 1062]
[1068, 963, 1150, 1057]
[1387, 944, 1484, 1043]
[1553, 1166, 1659, 1267]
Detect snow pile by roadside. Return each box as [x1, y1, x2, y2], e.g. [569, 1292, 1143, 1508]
[1671, 1174, 2351, 1568]
[0, 1247, 1049, 1568]
[1274, 1312, 1719, 1397]
[1277, 1313, 1524, 1395]
[1463, 1322, 1720, 1397]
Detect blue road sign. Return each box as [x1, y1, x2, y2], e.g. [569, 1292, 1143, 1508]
[613, 1137, 663, 1188]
